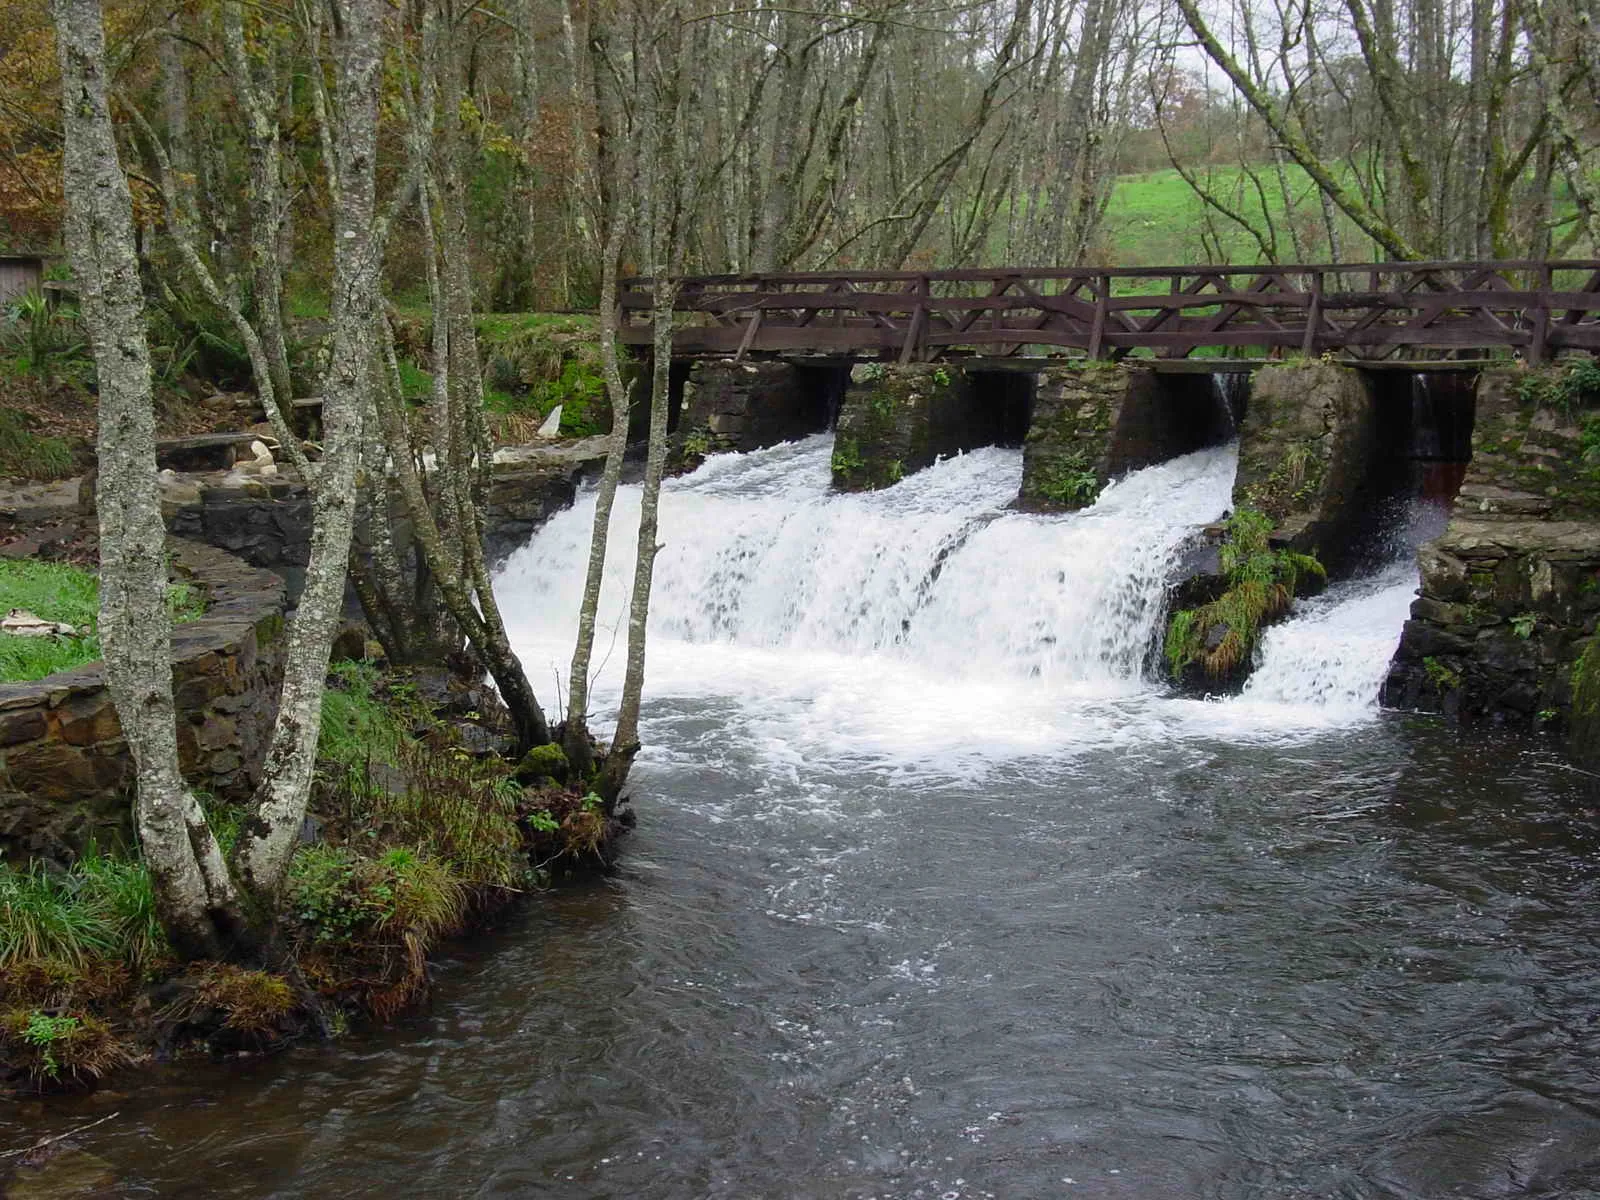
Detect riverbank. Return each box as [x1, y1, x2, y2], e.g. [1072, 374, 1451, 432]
[0, 432, 624, 1099]
[0, 648, 630, 1098]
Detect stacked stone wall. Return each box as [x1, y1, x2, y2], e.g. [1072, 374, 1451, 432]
[0, 539, 288, 861]
[1383, 365, 1600, 729]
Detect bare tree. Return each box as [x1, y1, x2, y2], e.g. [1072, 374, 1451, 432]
[233, 0, 386, 901]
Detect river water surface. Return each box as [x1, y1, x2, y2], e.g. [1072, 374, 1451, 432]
[6, 440, 1600, 1199]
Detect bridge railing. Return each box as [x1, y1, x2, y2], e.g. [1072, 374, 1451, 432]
[618, 260, 1600, 362]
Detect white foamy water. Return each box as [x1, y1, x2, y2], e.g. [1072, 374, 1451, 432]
[1240, 561, 1420, 714]
[494, 437, 1418, 769]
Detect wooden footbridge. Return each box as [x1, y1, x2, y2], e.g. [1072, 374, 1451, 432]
[621, 260, 1600, 363]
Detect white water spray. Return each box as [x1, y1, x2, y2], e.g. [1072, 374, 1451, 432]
[494, 436, 1418, 765]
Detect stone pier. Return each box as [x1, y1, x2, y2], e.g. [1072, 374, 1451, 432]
[829, 364, 981, 491]
[1382, 364, 1600, 733]
[1231, 361, 1381, 560]
[669, 360, 832, 472]
[1018, 364, 1238, 511]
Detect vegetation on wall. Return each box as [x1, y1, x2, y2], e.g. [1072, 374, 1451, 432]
[1165, 508, 1325, 682]
[475, 314, 612, 438]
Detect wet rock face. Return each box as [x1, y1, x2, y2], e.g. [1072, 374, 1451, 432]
[1233, 362, 1379, 563]
[1381, 366, 1600, 734]
[0, 540, 288, 864]
[831, 364, 976, 492]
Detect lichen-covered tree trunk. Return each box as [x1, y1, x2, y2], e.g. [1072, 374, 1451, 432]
[602, 282, 674, 795]
[563, 14, 637, 778]
[358, 0, 551, 756]
[53, 0, 245, 960]
[234, 0, 384, 901]
[603, 0, 686, 794]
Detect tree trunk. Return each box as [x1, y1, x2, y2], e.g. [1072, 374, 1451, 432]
[235, 0, 385, 902]
[54, 0, 245, 960]
[564, 141, 635, 778]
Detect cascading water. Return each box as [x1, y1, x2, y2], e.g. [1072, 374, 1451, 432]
[495, 435, 1419, 762]
[1239, 561, 1420, 714]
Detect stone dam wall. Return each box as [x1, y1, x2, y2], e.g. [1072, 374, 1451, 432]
[1383, 365, 1600, 734]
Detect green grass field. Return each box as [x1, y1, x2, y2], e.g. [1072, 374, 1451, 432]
[0, 560, 203, 683]
[1101, 165, 1368, 267]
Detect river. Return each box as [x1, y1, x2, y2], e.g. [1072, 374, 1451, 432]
[5, 439, 1599, 1198]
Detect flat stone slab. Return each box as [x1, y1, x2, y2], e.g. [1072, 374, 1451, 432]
[156, 433, 280, 472]
[1439, 516, 1600, 560]
[491, 435, 612, 473]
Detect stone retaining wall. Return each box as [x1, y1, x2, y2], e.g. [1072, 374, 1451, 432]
[163, 439, 607, 591]
[1382, 366, 1600, 728]
[0, 539, 287, 861]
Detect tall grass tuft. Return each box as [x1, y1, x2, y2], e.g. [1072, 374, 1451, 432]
[0, 863, 116, 968]
[0, 850, 170, 973]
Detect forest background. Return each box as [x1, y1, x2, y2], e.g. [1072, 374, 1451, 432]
[4, 0, 1597, 315]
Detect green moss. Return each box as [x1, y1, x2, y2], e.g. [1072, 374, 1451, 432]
[515, 741, 569, 783]
[1165, 507, 1325, 681]
[1424, 655, 1463, 692]
[1570, 639, 1600, 718]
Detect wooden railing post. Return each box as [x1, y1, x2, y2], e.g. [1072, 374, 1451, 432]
[899, 275, 929, 365]
[1088, 274, 1109, 359]
[1530, 262, 1551, 363]
[1302, 271, 1323, 357]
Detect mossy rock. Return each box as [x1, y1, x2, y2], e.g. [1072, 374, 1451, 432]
[515, 741, 570, 783]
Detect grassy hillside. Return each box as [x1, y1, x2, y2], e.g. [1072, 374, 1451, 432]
[1100, 165, 1369, 267]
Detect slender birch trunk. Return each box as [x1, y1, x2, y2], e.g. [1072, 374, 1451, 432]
[234, 0, 384, 901]
[563, 163, 635, 776]
[54, 0, 245, 959]
[222, 0, 296, 412]
[600, 2, 686, 797]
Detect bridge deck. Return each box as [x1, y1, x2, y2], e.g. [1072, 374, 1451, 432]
[620, 261, 1600, 363]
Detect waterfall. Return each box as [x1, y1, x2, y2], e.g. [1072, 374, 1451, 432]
[1239, 561, 1419, 714]
[493, 436, 1419, 764]
[496, 437, 1234, 688]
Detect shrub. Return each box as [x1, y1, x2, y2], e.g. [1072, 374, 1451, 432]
[1, 291, 88, 383]
[0, 1008, 131, 1085]
[1165, 507, 1325, 680]
[1517, 356, 1600, 413]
